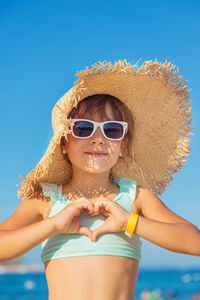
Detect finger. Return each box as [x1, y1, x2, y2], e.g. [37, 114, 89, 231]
[86, 208, 96, 215]
[76, 199, 94, 207]
[100, 207, 110, 217]
[92, 224, 110, 242]
[77, 202, 94, 211]
[76, 198, 94, 205]
[94, 200, 111, 214]
[72, 202, 94, 217]
[79, 226, 94, 241]
[68, 199, 93, 209]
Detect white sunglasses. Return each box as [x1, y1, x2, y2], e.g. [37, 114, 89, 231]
[69, 119, 128, 141]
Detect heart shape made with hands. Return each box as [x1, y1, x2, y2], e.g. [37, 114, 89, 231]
[76, 199, 130, 242]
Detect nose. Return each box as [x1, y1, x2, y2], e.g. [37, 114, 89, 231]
[89, 126, 105, 145]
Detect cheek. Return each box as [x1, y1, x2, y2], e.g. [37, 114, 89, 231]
[107, 141, 122, 155]
[66, 136, 85, 154]
[66, 133, 75, 143]
[66, 134, 78, 150]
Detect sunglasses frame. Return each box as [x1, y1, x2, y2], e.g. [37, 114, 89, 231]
[69, 119, 128, 141]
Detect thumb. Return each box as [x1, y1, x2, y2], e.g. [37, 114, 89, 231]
[78, 226, 93, 241]
[93, 224, 109, 242]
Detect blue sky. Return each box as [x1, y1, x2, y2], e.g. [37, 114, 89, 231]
[0, 0, 200, 269]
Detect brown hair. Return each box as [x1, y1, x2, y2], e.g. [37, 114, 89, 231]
[60, 94, 134, 178]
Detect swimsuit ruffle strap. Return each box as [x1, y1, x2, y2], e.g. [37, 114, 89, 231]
[113, 177, 137, 206]
[40, 182, 59, 207]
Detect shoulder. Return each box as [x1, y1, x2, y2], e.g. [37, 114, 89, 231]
[25, 188, 50, 204]
[24, 188, 51, 220]
[135, 185, 150, 201]
[0, 189, 50, 230]
[135, 185, 158, 211]
[132, 184, 147, 216]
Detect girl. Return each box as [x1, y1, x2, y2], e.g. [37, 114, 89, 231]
[0, 59, 199, 300]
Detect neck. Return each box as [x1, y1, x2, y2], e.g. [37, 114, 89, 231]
[66, 167, 114, 194]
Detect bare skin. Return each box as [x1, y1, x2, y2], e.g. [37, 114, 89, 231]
[45, 256, 139, 300]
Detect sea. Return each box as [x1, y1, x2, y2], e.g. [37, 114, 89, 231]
[0, 268, 200, 300]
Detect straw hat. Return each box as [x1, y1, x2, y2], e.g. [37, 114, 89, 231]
[17, 59, 193, 199]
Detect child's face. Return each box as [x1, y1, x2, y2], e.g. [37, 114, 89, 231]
[62, 104, 127, 176]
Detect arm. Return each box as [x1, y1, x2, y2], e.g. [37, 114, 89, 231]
[0, 193, 94, 262]
[132, 187, 200, 256]
[0, 192, 57, 262]
[0, 217, 57, 262]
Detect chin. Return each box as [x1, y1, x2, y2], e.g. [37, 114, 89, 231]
[83, 166, 112, 174]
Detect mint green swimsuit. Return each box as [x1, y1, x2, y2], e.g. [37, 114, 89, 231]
[40, 177, 142, 264]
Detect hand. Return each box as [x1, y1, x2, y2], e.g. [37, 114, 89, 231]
[52, 198, 95, 240]
[91, 198, 130, 242]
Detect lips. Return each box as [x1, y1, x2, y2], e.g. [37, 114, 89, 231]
[85, 152, 107, 156]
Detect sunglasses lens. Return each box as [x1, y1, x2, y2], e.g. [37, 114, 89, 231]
[103, 122, 124, 139]
[73, 121, 94, 137]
